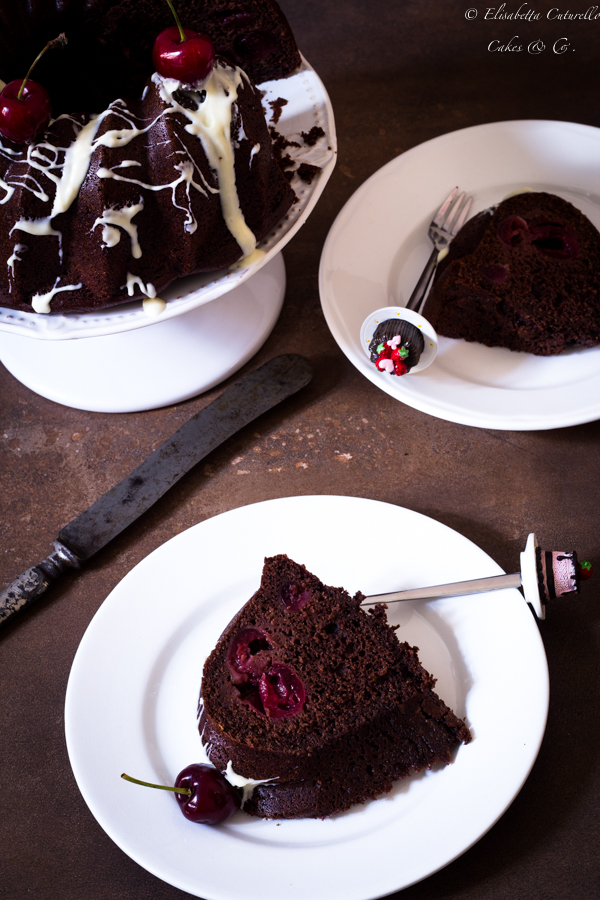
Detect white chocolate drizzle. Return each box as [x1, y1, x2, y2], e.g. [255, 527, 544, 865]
[124, 273, 156, 298]
[225, 761, 278, 807]
[93, 200, 144, 257]
[143, 296, 166, 316]
[154, 66, 256, 256]
[32, 278, 83, 314]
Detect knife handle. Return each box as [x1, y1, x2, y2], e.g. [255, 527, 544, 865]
[0, 541, 81, 627]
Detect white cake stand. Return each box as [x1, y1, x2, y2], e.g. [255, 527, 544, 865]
[0, 59, 336, 412]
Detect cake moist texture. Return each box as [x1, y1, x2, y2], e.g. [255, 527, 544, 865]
[422, 191, 600, 356]
[199, 555, 471, 819]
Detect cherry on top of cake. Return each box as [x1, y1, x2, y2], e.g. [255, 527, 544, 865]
[0, 0, 301, 117]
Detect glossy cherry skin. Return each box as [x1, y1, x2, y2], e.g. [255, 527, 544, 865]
[153, 26, 215, 86]
[175, 764, 241, 825]
[0, 79, 51, 143]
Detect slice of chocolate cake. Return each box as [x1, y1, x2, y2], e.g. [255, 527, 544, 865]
[199, 555, 471, 819]
[422, 191, 600, 356]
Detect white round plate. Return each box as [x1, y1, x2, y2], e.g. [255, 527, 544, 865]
[319, 120, 600, 430]
[65, 496, 548, 900]
[0, 58, 336, 341]
[0, 253, 285, 413]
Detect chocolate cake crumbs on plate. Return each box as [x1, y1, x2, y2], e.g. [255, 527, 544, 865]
[301, 125, 325, 146]
[297, 163, 321, 184]
[268, 97, 289, 124]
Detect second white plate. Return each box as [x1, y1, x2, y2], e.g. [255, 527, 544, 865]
[319, 120, 600, 430]
[65, 496, 548, 900]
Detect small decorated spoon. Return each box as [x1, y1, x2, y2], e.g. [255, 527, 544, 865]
[360, 306, 438, 377]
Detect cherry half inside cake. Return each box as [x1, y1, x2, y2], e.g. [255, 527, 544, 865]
[226, 626, 306, 718]
[497, 215, 580, 259]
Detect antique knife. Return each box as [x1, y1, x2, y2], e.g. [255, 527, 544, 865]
[0, 354, 312, 628]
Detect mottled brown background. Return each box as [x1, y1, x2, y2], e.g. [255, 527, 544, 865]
[1, 1, 599, 898]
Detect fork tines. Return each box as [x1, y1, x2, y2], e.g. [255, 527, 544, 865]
[434, 187, 472, 236]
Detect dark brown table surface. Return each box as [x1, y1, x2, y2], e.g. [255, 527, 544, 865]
[2, 2, 599, 898]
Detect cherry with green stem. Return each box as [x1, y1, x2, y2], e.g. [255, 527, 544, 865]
[122, 763, 241, 825]
[153, 0, 215, 86]
[0, 33, 67, 143]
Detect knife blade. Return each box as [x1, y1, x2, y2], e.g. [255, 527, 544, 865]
[0, 354, 312, 628]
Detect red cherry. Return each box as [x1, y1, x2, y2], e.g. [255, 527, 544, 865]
[121, 765, 241, 826]
[0, 33, 66, 144]
[258, 662, 306, 719]
[174, 764, 241, 825]
[153, 26, 215, 85]
[0, 79, 51, 143]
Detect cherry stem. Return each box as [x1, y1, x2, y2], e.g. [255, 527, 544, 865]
[17, 33, 68, 102]
[121, 772, 192, 796]
[165, 0, 187, 43]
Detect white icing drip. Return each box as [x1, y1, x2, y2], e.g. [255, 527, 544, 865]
[225, 761, 277, 807]
[249, 143, 260, 167]
[154, 66, 257, 256]
[11, 217, 63, 261]
[93, 199, 144, 258]
[7, 244, 27, 293]
[32, 278, 82, 314]
[125, 273, 155, 298]
[7, 114, 108, 263]
[97, 159, 209, 234]
[54, 114, 105, 213]
[143, 296, 166, 316]
[101, 225, 120, 247]
[6, 171, 49, 202]
[0, 177, 15, 204]
[114, 159, 142, 168]
[7, 243, 26, 271]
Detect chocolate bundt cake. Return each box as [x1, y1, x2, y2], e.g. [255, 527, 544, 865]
[199, 555, 471, 819]
[423, 191, 600, 356]
[0, 62, 295, 312]
[0, 1, 300, 313]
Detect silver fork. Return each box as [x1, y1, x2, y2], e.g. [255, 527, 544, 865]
[406, 187, 473, 312]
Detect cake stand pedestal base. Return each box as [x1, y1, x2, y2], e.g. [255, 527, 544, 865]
[0, 253, 286, 413]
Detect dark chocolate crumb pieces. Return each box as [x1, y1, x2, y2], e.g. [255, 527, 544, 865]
[297, 163, 321, 184]
[301, 126, 325, 146]
[268, 97, 288, 125]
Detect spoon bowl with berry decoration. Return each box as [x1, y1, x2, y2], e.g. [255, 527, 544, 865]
[360, 306, 439, 377]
